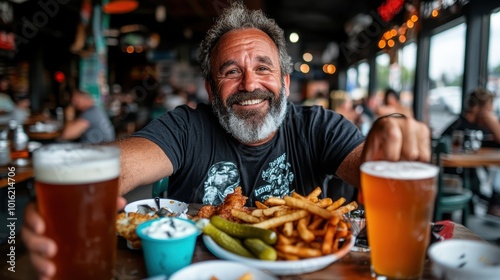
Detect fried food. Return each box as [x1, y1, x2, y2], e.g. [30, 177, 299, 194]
[115, 212, 158, 249]
[252, 188, 357, 260]
[196, 187, 251, 222]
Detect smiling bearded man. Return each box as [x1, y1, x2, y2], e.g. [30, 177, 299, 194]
[211, 80, 288, 144]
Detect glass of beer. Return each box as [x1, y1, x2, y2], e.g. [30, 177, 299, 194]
[360, 161, 438, 279]
[33, 144, 120, 280]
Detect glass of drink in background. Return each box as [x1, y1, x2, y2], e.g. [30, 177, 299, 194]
[451, 130, 464, 153]
[33, 144, 120, 280]
[360, 161, 438, 279]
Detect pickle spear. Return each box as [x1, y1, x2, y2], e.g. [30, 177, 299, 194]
[210, 215, 277, 245]
[200, 220, 256, 259]
[244, 238, 277, 261]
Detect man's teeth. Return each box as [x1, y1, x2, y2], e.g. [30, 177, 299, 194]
[240, 99, 263, 106]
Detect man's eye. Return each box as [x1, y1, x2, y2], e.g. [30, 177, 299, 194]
[225, 69, 240, 77]
[257, 66, 271, 72]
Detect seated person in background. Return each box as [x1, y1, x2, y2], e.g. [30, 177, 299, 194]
[330, 90, 372, 135]
[330, 90, 360, 124]
[441, 88, 500, 217]
[376, 88, 413, 118]
[0, 91, 15, 126]
[59, 90, 115, 144]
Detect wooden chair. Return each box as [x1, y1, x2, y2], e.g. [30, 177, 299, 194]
[433, 137, 473, 226]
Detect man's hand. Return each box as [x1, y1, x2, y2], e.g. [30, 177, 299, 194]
[362, 114, 431, 162]
[21, 197, 126, 279]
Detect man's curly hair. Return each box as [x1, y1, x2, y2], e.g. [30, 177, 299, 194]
[198, 1, 293, 85]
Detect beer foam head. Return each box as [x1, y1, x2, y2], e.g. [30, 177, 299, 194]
[33, 144, 120, 184]
[360, 161, 438, 180]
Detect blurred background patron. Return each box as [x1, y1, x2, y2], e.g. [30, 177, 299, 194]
[59, 90, 115, 144]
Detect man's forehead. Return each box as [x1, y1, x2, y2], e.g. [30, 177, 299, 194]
[213, 28, 278, 58]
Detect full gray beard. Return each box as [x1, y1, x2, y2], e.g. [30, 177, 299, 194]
[211, 85, 288, 145]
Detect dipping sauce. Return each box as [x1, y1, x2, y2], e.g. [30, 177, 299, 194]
[142, 217, 197, 239]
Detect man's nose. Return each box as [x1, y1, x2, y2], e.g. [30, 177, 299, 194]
[238, 71, 258, 92]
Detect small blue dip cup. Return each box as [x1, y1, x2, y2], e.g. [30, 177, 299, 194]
[136, 217, 199, 277]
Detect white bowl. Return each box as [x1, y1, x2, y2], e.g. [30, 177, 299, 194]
[428, 240, 500, 280]
[122, 198, 189, 250]
[124, 198, 188, 218]
[169, 260, 277, 280]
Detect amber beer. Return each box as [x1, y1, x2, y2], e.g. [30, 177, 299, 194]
[361, 161, 438, 279]
[33, 144, 120, 280]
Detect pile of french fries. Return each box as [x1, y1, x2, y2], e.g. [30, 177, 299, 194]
[230, 187, 358, 260]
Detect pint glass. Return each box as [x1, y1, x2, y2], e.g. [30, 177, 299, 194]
[360, 161, 438, 279]
[33, 144, 120, 280]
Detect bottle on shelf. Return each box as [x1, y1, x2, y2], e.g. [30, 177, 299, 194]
[9, 120, 29, 166]
[0, 127, 10, 166]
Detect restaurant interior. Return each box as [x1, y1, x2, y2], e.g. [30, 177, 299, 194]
[1, 0, 500, 277]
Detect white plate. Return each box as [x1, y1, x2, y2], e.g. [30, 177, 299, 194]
[123, 198, 189, 250]
[202, 234, 355, 275]
[124, 198, 188, 217]
[428, 240, 500, 280]
[169, 260, 278, 280]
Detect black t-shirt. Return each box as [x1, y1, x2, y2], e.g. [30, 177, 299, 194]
[134, 102, 365, 205]
[441, 114, 500, 148]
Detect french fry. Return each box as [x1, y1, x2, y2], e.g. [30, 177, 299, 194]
[291, 192, 307, 200]
[244, 190, 358, 260]
[322, 224, 337, 255]
[276, 233, 299, 245]
[306, 187, 322, 202]
[329, 215, 341, 227]
[277, 251, 300, 260]
[255, 201, 268, 209]
[326, 197, 346, 211]
[263, 206, 286, 217]
[264, 197, 286, 206]
[332, 201, 358, 217]
[251, 208, 265, 217]
[308, 215, 324, 230]
[282, 221, 294, 237]
[335, 220, 349, 238]
[297, 216, 315, 242]
[331, 232, 341, 253]
[309, 241, 322, 250]
[316, 197, 333, 208]
[252, 209, 309, 229]
[276, 244, 322, 258]
[231, 209, 261, 223]
[238, 272, 253, 280]
[284, 196, 333, 220]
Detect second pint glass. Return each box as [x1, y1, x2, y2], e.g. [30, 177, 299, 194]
[33, 144, 120, 280]
[361, 161, 438, 279]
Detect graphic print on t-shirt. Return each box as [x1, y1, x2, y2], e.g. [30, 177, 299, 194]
[254, 153, 294, 201]
[202, 162, 240, 205]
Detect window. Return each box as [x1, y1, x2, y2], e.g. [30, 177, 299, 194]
[374, 44, 416, 112]
[428, 23, 466, 137]
[346, 61, 369, 100]
[488, 10, 500, 116]
[398, 43, 417, 108]
[375, 53, 390, 99]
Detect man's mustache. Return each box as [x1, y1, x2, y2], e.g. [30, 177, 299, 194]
[225, 89, 274, 107]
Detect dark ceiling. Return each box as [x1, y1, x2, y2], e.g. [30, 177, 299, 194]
[10, 0, 390, 69]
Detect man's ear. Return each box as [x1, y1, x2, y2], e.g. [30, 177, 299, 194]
[283, 74, 291, 97]
[205, 80, 213, 101]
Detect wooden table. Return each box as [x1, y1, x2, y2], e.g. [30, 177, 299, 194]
[0, 164, 34, 189]
[441, 147, 500, 168]
[0, 213, 487, 280]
